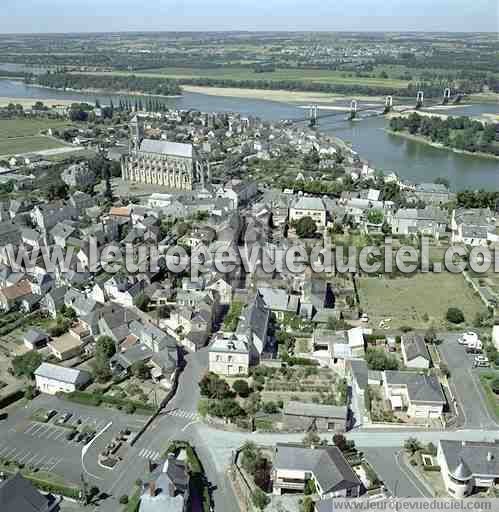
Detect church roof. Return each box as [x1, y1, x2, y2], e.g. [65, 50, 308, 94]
[139, 139, 193, 159]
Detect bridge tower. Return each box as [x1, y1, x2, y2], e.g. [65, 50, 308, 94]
[443, 87, 451, 105]
[349, 100, 358, 120]
[383, 95, 393, 114]
[309, 104, 318, 127]
[416, 91, 424, 109]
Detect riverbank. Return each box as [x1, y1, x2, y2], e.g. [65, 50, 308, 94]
[27, 83, 182, 100]
[385, 128, 499, 161]
[0, 97, 76, 108]
[181, 85, 390, 104]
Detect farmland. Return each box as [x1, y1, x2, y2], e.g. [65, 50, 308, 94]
[358, 273, 486, 331]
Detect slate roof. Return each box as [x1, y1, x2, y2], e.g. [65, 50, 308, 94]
[384, 371, 445, 403]
[139, 139, 193, 159]
[24, 328, 48, 345]
[0, 473, 50, 512]
[236, 291, 270, 354]
[291, 196, 326, 211]
[274, 444, 360, 494]
[257, 287, 299, 313]
[34, 362, 90, 385]
[401, 333, 430, 362]
[440, 440, 499, 478]
[349, 359, 369, 391]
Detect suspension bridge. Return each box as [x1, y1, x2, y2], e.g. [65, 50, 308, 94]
[291, 88, 464, 128]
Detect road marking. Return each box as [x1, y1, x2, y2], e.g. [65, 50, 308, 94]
[16, 450, 31, 463]
[182, 420, 200, 432]
[46, 457, 62, 472]
[24, 423, 38, 434]
[26, 453, 40, 465]
[53, 430, 66, 441]
[4, 447, 18, 460]
[33, 455, 47, 468]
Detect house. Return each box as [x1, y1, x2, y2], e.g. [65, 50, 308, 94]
[34, 363, 91, 395]
[110, 344, 153, 375]
[217, 179, 258, 209]
[0, 279, 32, 311]
[23, 328, 49, 350]
[346, 327, 365, 356]
[272, 443, 362, 499]
[437, 440, 499, 498]
[451, 208, 496, 246]
[382, 371, 446, 420]
[413, 183, 454, 205]
[401, 333, 431, 369]
[104, 274, 146, 307]
[48, 333, 84, 361]
[283, 401, 349, 433]
[41, 286, 68, 319]
[140, 453, 190, 512]
[0, 472, 59, 512]
[205, 275, 233, 305]
[257, 287, 299, 320]
[236, 291, 270, 356]
[209, 333, 252, 376]
[391, 207, 448, 238]
[60, 162, 96, 189]
[289, 196, 327, 228]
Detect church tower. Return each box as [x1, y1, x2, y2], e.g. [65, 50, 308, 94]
[129, 115, 144, 153]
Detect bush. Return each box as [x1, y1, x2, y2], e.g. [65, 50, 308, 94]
[119, 494, 129, 504]
[232, 379, 250, 398]
[446, 307, 465, 324]
[251, 488, 270, 511]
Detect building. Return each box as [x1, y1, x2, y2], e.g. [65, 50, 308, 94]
[382, 371, 446, 420]
[0, 221, 22, 246]
[209, 333, 252, 376]
[413, 183, 454, 205]
[0, 279, 32, 312]
[0, 472, 58, 512]
[34, 363, 91, 395]
[217, 179, 258, 209]
[23, 328, 49, 350]
[289, 196, 327, 228]
[48, 333, 84, 361]
[391, 207, 448, 238]
[257, 287, 300, 320]
[437, 440, 499, 498]
[283, 401, 348, 433]
[121, 116, 209, 191]
[272, 443, 362, 499]
[401, 333, 431, 369]
[61, 162, 96, 189]
[451, 208, 496, 246]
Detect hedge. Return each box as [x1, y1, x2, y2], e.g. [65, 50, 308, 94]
[0, 469, 80, 499]
[62, 390, 155, 414]
[423, 465, 441, 472]
[0, 389, 25, 409]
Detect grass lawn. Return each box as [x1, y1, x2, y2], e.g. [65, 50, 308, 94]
[74, 67, 409, 89]
[0, 119, 71, 139]
[0, 135, 66, 155]
[479, 373, 499, 420]
[358, 273, 486, 330]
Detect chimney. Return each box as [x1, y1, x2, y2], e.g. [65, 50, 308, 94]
[149, 482, 156, 497]
[487, 452, 493, 462]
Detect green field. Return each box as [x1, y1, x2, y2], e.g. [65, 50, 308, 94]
[75, 67, 410, 89]
[0, 136, 66, 156]
[358, 273, 486, 330]
[0, 119, 71, 139]
[0, 119, 70, 156]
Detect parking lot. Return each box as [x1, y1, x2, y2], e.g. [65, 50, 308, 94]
[0, 395, 149, 486]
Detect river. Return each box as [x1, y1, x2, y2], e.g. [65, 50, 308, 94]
[0, 78, 497, 191]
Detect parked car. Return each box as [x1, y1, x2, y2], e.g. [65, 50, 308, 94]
[466, 346, 482, 354]
[0, 412, 7, 421]
[66, 429, 77, 441]
[44, 409, 57, 422]
[57, 411, 73, 424]
[76, 432, 86, 443]
[474, 355, 490, 368]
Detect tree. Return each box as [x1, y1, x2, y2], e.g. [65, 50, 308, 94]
[119, 495, 129, 505]
[12, 351, 43, 379]
[491, 377, 499, 395]
[135, 294, 150, 312]
[232, 379, 250, 398]
[424, 326, 438, 345]
[302, 431, 321, 447]
[92, 336, 116, 383]
[251, 488, 270, 511]
[446, 307, 465, 324]
[365, 348, 399, 371]
[404, 437, 421, 455]
[295, 216, 317, 238]
[199, 372, 232, 400]
[333, 434, 348, 452]
[131, 360, 150, 381]
[367, 209, 384, 225]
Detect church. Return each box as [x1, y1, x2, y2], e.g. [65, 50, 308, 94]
[121, 116, 209, 190]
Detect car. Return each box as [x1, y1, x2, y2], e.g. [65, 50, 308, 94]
[66, 429, 77, 441]
[474, 355, 490, 368]
[0, 412, 7, 421]
[44, 409, 57, 422]
[57, 411, 73, 424]
[466, 346, 482, 354]
[76, 432, 86, 443]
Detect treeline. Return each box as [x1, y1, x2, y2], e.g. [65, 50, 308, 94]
[389, 113, 499, 156]
[32, 72, 182, 96]
[456, 191, 499, 210]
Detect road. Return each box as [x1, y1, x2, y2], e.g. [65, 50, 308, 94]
[437, 333, 497, 429]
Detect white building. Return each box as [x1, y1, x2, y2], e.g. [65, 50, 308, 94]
[289, 196, 327, 228]
[401, 333, 431, 369]
[34, 363, 91, 395]
[437, 440, 499, 498]
[208, 333, 252, 376]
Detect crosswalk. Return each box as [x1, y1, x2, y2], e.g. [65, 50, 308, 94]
[165, 409, 199, 421]
[138, 448, 161, 461]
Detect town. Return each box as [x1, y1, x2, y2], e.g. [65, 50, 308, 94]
[0, 23, 498, 512]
